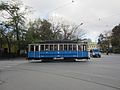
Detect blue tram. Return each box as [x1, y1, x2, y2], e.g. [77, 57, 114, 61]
[27, 41, 90, 61]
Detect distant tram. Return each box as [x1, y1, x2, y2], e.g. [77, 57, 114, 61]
[27, 41, 90, 61]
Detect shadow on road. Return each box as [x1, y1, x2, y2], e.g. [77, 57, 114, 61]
[29, 59, 90, 63]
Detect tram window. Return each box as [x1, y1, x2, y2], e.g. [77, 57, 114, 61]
[50, 45, 53, 51]
[45, 45, 49, 51]
[64, 45, 67, 50]
[68, 45, 72, 50]
[35, 45, 39, 51]
[30, 45, 34, 51]
[83, 45, 86, 51]
[40, 45, 44, 51]
[59, 45, 63, 51]
[54, 45, 58, 51]
[78, 45, 82, 51]
[73, 45, 77, 51]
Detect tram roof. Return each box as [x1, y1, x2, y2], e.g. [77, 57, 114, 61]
[35, 40, 87, 44]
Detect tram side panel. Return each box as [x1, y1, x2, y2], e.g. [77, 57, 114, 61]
[77, 51, 89, 59]
[28, 51, 89, 60]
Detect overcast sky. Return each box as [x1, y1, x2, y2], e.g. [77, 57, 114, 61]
[2, 0, 120, 42]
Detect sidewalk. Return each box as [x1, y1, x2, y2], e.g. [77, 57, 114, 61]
[101, 53, 120, 55]
[0, 58, 27, 70]
[0, 57, 27, 61]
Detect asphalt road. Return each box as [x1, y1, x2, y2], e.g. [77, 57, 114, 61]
[0, 54, 120, 90]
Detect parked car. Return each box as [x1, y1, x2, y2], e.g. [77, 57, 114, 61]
[90, 48, 101, 58]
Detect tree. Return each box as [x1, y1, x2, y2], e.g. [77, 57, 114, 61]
[26, 19, 54, 43]
[0, 0, 29, 54]
[26, 19, 42, 43]
[98, 31, 112, 53]
[50, 21, 63, 40]
[111, 24, 120, 53]
[0, 22, 12, 54]
[40, 19, 54, 40]
[49, 16, 85, 40]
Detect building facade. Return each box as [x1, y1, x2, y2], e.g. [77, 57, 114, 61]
[88, 42, 99, 51]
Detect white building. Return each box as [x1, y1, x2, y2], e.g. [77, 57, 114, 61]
[88, 42, 99, 51]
